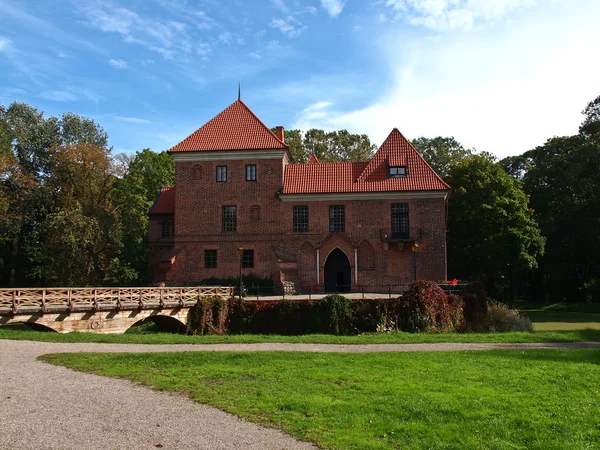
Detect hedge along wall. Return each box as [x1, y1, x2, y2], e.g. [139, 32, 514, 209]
[185, 281, 490, 335]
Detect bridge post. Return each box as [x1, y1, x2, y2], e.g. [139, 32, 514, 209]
[41, 290, 46, 314]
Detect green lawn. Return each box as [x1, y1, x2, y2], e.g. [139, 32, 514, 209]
[524, 310, 600, 331]
[1, 325, 600, 344]
[41, 349, 600, 449]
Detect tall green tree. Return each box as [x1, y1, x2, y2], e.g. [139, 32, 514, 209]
[272, 128, 377, 163]
[447, 156, 545, 299]
[411, 136, 473, 178]
[0, 102, 108, 286]
[108, 149, 175, 285]
[522, 134, 600, 301]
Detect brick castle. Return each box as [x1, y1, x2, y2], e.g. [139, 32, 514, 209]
[149, 99, 450, 293]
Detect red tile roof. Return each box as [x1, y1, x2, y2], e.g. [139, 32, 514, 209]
[282, 128, 450, 194]
[149, 186, 175, 214]
[168, 100, 288, 152]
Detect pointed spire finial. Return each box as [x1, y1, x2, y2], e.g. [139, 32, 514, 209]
[238, 82, 241, 101]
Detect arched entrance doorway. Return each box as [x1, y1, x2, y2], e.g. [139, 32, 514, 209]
[324, 248, 351, 293]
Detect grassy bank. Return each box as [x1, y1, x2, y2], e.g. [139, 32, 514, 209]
[1, 325, 599, 344]
[41, 349, 600, 449]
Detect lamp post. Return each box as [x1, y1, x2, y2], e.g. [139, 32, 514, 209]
[237, 247, 244, 299]
[411, 241, 419, 281]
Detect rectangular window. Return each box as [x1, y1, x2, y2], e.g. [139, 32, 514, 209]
[389, 166, 407, 177]
[329, 205, 345, 232]
[241, 249, 254, 268]
[293, 205, 308, 232]
[246, 164, 256, 181]
[391, 203, 409, 238]
[204, 250, 217, 268]
[161, 221, 171, 238]
[216, 165, 227, 182]
[222, 205, 237, 232]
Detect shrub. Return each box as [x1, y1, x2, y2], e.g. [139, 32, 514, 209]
[187, 295, 229, 335]
[447, 294, 465, 329]
[461, 282, 490, 330]
[398, 281, 453, 332]
[487, 303, 533, 332]
[313, 295, 353, 335]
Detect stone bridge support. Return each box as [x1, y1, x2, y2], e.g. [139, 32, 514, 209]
[0, 307, 191, 334]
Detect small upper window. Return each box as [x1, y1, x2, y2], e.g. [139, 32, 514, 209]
[389, 166, 407, 177]
[161, 221, 172, 238]
[246, 164, 257, 181]
[216, 165, 227, 182]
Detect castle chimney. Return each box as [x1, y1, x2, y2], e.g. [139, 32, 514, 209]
[275, 126, 285, 143]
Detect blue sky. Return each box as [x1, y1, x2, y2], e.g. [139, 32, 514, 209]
[1, 0, 599, 157]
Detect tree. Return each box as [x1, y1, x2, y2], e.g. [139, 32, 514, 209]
[521, 134, 600, 301]
[271, 128, 377, 163]
[447, 156, 545, 299]
[0, 102, 110, 286]
[579, 94, 600, 140]
[108, 149, 175, 285]
[411, 136, 473, 178]
[41, 143, 118, 286]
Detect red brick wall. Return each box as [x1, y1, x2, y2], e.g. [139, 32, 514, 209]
[150, 156, 447, 290]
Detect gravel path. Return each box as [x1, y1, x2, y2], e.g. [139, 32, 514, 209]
[2, 339, 600, 450]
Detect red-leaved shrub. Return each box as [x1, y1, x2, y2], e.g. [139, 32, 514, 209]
[397, 280, 453, 332]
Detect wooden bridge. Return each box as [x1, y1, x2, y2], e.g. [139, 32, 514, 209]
[0, 287, 234, 334]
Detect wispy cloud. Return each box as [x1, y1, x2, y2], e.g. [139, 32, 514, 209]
[270, 0, 289, 13]
[109, 58, 128, 69]
[78, 4, 211, 60]
[382, 0, 537, 31]
[270, 17, 307, 38]
[39, 90, 78, 102]
[320, 0, 346, 17]
[0, 36, 13, 53]
[114, 116, 150, 124]
[219, 31, 232, 45]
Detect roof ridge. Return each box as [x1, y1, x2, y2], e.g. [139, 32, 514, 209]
[237, 100, 288, 148]
[168, 100, 288, 152]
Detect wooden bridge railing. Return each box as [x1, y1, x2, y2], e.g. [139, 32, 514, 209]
[0, 286, 234, 316]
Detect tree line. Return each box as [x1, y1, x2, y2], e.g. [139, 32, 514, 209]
[2, 96, 599, 303]
[0, 103, 174, 287]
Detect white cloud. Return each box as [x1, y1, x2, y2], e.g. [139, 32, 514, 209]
[270, 17, 307, 38]
[109, 58, 128, 69]
[270, 0, 289, 13]
[292, 1, 600, 157]
[266, 40, 281, 50]
[219, 31, 232, 45]
[383, 0, 537, 31]
[197, 43, 211, 56]
[79, 4, 212, 60]
[114, 116, 150, 124]
[320, 0, 346, 17]
[249, 52, 261, 59]
[0, 37, 13, 53]
[39, 90, 77, 102]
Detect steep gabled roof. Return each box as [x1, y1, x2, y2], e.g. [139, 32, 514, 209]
[282, 128, 450, 194]
[168, 100, 288, 152]
[149, 186, 175, 214]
